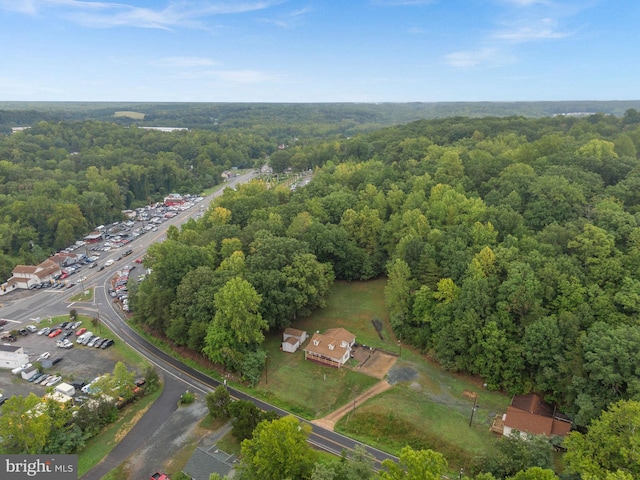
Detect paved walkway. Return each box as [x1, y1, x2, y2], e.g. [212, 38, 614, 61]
[312, 380, 392, 431]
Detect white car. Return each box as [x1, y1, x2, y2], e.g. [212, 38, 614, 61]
[11, 363, 32, 375]
[105, 259, 115, 267]
[37, 352, 51, 361]
[45, 376, 61, 387]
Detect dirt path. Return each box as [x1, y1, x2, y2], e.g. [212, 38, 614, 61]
[312, 380, 392, 431]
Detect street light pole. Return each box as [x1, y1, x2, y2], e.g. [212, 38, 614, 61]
[469, 395, 479, 427]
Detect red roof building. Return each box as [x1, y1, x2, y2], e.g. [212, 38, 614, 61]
[501, 394, 572, 438]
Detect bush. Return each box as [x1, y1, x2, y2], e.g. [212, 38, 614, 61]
[179, 390, 196, 405]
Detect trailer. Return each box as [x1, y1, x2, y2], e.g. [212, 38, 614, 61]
[55, 382, 76, 397]
[21, 368, 39, 381]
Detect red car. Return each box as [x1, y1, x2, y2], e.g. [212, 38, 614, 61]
[134, 258, 143, 264]
[48, 328, 62, 338]
[76, 327, 87, 336]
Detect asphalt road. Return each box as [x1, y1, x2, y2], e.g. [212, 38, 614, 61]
[1, 171, 399, 474]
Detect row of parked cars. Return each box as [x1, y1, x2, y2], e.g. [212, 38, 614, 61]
[76, 331, 115, 349]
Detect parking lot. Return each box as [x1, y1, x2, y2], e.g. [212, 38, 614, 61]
[0, 323, 121, 401]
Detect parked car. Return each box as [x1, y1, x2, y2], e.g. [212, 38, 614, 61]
[36, 375, 52, 385]
[87, 336, 100, 347]
[37, 352, 51, 361]
[18, 328, 28, 336]
[11, 363, 32, 375]
[51, 358, 63, 366]
[76, 327, 87, 336]
[48, 329, 62, 338]
[45, 376, 61, 387]
[26, 325, 38, 333]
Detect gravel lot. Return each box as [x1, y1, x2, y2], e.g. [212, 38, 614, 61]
[0, 325, 122, 400]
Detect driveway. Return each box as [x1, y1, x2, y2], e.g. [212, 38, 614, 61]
[81, 373, 189, 480]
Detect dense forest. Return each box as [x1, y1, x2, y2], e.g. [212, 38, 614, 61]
[2, 105, 640, 477]
[0, 121, 278, 277]
[129, 110, 640, 431]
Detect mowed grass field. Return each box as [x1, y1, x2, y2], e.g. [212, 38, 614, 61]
[256, 277, 508, 470]
[113, 111, 145, 119]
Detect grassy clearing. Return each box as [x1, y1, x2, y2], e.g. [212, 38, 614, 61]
[296, 279, 397, 350]
[254, 334, 378, 418]
[216, 429, 242, 457]
[70, 287, 94, 302]
[258, 278, 509, 471]
[113, 111, 145, 119]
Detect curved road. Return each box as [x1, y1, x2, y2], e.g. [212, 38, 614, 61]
[2, 172, 399, 476]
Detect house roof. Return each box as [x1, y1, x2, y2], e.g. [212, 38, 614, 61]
[504, 394, 572, 437]
[183, 446, 236, 480]
[324, 327, 355, 344]
[0, 345, 22, 353]
[304, 329, 354, 363]
[511, 394, 554, 416]
[35, 260, 61, 279]
[284, 336, 299, 346]
[283, 327, 306, 338]
[12, 265, 37, 275]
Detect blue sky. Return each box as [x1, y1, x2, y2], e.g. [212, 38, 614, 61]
[0, 0, 637, 102]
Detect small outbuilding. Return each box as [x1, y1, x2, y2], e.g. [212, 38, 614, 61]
[0, 344, 29, 370]
[55, 382, 76, 397]
[282, 328, 308, 353]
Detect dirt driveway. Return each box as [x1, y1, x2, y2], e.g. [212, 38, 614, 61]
[351, 345, 398, 379]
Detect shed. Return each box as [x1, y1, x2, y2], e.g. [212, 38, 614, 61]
[282, 328, 308, 353]
[0, 344, 29, 370]
[55, 382, 76, 397]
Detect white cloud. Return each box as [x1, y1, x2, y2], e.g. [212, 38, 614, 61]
[0, 0, 282, 29]
[259, 6, 311, 28]
[492, 17, 574, 42]
[153, 57, 218, 68]
[445, 47, 514, 68]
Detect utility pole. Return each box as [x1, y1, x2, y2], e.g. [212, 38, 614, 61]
[469, 395, 479, 427]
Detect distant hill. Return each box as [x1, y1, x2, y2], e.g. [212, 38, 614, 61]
[1, 100, 640, 136]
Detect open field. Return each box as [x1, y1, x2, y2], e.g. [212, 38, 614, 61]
[256, 278, 510, 471]
[113, 111, 145, 119]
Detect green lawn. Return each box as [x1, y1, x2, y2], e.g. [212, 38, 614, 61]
[254, 278, 509, 471]
[254, 334, 378, 418]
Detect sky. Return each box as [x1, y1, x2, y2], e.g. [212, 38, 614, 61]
[0, 0, 638, 102]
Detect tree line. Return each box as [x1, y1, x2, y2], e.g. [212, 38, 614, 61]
[0, 120, 277, 278]
[132, 110, 640, 429]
